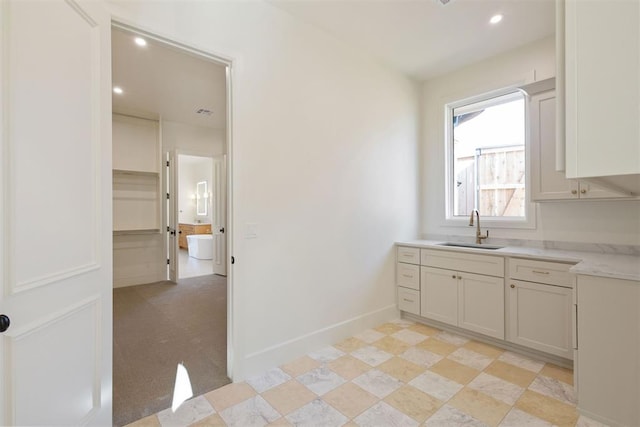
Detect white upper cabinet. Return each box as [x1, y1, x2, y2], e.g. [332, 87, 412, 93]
[530, 89, 634, 201]
[563, 0, 640, 178]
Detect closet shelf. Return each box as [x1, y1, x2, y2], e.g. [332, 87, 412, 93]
[113, 229, 161, 236]
[113, 169, 159, 177]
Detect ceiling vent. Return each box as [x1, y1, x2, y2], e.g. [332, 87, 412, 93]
[195, 108, 213, 116]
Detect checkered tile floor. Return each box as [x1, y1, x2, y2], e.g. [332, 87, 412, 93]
[125, 319, 606, 427]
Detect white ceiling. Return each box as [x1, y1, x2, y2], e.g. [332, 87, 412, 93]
[268, 0, 555, 81]
[111, 28, 227, 129]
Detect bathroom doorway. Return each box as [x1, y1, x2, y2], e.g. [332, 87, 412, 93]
[169, 152, 227, 280]
[111, 23, 233, 426]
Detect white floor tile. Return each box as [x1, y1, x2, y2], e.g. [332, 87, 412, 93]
[246, 368, 291, 393]
[409, 370, 463, 401]
[499, 408, 552, 427]
[157, 396, 215, 427]
[285, 398, 348, 426]
[448, 348, 494, 371]
[352, 369, 403, 399]
[392, 329, 429, 345]
[219, 395, 280, 427]
[468, 373, 524, 406]
[354, 401, 419, 427]
[400, 347, 443, 367]
[296, 366, 346, 396]
[425, 405, 488, 427]
[351, 346, 393, 366]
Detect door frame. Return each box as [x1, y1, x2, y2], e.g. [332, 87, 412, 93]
[110, 20, 236, 380]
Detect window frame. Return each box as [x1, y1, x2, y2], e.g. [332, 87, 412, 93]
[444, 86, 536, 229]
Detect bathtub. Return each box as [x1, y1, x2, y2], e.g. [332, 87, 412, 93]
[186, 234, 213, 260]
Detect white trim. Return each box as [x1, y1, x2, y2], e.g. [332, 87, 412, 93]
[239, 305, 399, 381]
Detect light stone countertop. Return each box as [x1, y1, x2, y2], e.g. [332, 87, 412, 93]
[396, 239, 640, 282]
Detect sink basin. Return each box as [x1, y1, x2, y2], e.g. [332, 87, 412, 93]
[437, 242, 504, 250]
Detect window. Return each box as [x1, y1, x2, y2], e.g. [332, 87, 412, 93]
[446, 89, 531, 226]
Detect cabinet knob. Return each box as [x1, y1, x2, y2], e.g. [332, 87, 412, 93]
[0, 314, 10, 333]
[581, 189, 587, 194]
[452, 275, 456, 279]
[571, 190, 578, 195]
[458, 276, 462, 279]
[510, 284, 515, 288]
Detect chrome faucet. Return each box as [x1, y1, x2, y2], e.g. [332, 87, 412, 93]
[469, 209, 489, 244]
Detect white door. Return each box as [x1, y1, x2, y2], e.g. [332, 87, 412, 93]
[167, 150, 179, 281]
[0, 0, 112, 425]
[420, 267, 458, 327]
[212, 155, 227, 276]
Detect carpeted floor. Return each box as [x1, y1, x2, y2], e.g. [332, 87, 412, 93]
[113, 274, 229, 427]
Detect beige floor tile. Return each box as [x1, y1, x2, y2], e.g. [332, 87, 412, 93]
[384, 385, 443, 422]
[280, 356, 321, 378]
[540, 363, 573, 385]
[429, 358, 480, 385]
[485, 360, 537, 388]
[123, 414, 160, 427]
[516, 390, 579, 427]
[190, 413, 226, 426]
[261, 380, 316, 416]
[334, 337, 368, 353]
[204, 382, 256, 413]
[462, 340, 504, 358]
[375, 323, 404, 335]
[377, 357, 426, 383]
[448, 388, 511, 427]
[267, 418, 292, 426]
[416, 338, 458, 356]
[322, 382, 378, 419]
[407, 323, 440, 336]
[326, 355, 372, 380]
[372, 336, 411, 355]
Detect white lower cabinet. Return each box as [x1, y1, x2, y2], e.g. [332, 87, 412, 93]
[458, 272, 504, 339]
[507, 258, 575, 360]
[575, 275, 640, 427]
[507, 280, 573, 359]
[420, 266, 458, 326]
[420, 250, 505, 340]
[396, 246, 577, 361]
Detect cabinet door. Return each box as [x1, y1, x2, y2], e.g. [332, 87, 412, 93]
[421, 267, 458, 326]
[530, 91, 578, 201]
[458, 272, 504, 339]
[577, 181, 630, 200]
[508, 280, 573, 359]
[565, 0, 640, 178]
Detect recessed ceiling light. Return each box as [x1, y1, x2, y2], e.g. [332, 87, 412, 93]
[134, 37, 147, 47]
[490, 14, 503, 24]
[113, 86, 123, 95]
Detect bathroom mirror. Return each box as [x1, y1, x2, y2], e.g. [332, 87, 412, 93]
[196, 181, 208, 216]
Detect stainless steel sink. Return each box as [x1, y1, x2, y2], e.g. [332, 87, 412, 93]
[437, 242, 504, 250]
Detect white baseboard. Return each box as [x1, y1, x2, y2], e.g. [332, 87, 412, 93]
[236, 304, 399, 381]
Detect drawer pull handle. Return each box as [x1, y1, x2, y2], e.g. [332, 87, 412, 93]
[402, 274, 413, 278]
[532, 270, 550, 275]
[403, 298, 413, 302]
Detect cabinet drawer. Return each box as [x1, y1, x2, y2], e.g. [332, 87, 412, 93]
[397, 246, 420, 265]
[509, 258, 575, 288]
[397, 263, 419, 290]
[422, 249, 504, 277]
[398, 287, 420, 315]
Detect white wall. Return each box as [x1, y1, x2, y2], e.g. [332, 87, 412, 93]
[107, 0, 420, 379]
[421, 36, 640, 246]
[162, 120, 225, 156]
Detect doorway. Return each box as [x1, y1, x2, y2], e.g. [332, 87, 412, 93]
[111, 24, 233, 426]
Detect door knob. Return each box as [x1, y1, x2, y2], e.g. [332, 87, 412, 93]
[0, 315, 10, 333]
